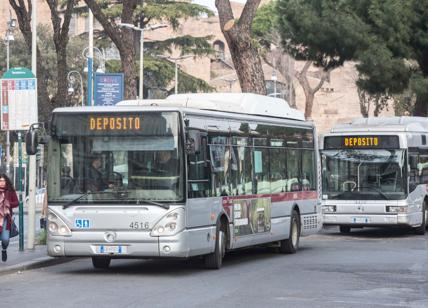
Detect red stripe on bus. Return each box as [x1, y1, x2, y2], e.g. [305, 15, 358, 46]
[222, 191, 317, 206]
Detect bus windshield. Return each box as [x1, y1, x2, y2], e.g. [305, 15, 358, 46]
[48, 111, 184, 204]
[321, 149, 407, 200]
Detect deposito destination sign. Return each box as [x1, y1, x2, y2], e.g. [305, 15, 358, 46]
[324, 135, 400, 149]
[88, 115, 142, 131]
[1, 67, 38, 131]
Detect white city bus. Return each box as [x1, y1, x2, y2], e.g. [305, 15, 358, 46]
[320, 117, 428, 234]
[39, 93, 321, 269]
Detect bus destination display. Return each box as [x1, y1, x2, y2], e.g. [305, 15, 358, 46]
[324, 135, 399, 149]
[89, 116, 142, 131]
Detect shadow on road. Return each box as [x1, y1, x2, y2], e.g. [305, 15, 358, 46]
[62, 246, 313, 276]
[321, 226, 424, 239]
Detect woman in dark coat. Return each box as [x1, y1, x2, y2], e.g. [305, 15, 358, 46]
[0, 174, 19, 262]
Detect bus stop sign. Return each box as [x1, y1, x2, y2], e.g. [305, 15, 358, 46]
[1, 67, 38, 131]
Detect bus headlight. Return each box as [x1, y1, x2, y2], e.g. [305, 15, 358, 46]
[151, 208, 185, 237]
[386, 206, 407, 213]
[48, 210, 71, 236]
[323, 205, 336, 213]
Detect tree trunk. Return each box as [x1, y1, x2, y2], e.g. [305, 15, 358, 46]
[46, 0, 74, 108]
[413, 94, 428, 116]
[119, 46, 138, 100]
[296, 61, 331, 120]
[216, 0, 266, 95]
[84, 0, 138, 99]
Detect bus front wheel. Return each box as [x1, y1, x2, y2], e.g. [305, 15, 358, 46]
[92, 256, 111, 269]
[414, 201, 427, 235]
[279, 210, 300, 254]
[204, 222, 226, 269]
[339, 226, 351, 234]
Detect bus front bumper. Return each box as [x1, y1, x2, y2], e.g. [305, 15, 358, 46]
[48, 226, 215, 258]
[323, 212, 420, 227]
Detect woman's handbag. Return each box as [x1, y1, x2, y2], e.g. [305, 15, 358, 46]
[10, 218, 19, 238]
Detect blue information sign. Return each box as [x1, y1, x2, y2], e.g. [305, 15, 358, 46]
[94, 73, 124, 106]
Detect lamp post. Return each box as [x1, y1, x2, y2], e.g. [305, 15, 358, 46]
[157, 55, 192, 94]
[118, 23, 167, 99]
[4, 10, 17, 178]
[67, 71, 84, 107]
[82, 46, 106, 106]
[220, 77, 238, 92]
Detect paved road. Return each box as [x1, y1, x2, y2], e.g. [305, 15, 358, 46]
[1, 227, 428, 308]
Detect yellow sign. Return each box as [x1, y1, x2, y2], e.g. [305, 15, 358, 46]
[89, 116, 142, 131]
[344, 137, 379, 147]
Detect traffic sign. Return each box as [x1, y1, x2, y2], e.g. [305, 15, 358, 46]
[1, 67, 38, 131]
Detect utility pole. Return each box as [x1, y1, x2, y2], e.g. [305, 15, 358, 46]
[27, 0, 38, 250]
[5, 10, 16, 179]
[87, 8, 94, 106]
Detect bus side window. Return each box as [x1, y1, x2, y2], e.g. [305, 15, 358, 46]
[302, 150, 316, 191]
[188, 136, 210, 198]
[419, 156, 428, 184]
[286, 149, 301, 191]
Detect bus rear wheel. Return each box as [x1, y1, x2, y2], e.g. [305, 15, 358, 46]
[279, 210, 300, 254]
[339, 226, 351, 234]
[204, 222, 226, 269]
[92, 256, 111, 269]
[414, 201, 427, 235]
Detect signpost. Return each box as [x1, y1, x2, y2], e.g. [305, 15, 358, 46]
[1, 67, 38, 251]
[94, 73, 124, 106]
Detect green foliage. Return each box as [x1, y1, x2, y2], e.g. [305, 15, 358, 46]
[276, 0, 428, 113]
[252, 1, 277, 49]
[143, 1, 213, 29]
[146, 35, 214, 57]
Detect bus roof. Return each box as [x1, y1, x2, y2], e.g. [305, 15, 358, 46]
[116, 93, 305, 121]
[330, 117, 428, 133]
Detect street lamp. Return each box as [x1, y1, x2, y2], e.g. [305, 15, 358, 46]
[83, 46, 106, 73]
[157, 55, 193, 94]
[220, 77, 238, 92]
[67, 71, 84, 107]
[82, 46, 106, 106]
[118, 23, 168, 99]
[271, 70, 278, 98]
[4, 10, 17, 177]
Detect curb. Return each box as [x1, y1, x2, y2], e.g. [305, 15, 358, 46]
[0, 256, 76, 276]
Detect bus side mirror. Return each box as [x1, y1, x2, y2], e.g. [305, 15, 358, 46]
[25, 129, 39, 155]
[25, 123, 49, 155]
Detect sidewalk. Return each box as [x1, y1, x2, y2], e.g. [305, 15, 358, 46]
[0, 240, 72, 276]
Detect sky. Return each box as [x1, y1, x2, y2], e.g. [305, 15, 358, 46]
[193, 0, 247, 12]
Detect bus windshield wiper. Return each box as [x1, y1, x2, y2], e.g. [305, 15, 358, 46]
[62, 191, 110, 209]
[356, 186, 389, 200]
[137, 199, 170, 210]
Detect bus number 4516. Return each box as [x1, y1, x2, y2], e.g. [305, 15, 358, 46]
[129, 222, 150, 230]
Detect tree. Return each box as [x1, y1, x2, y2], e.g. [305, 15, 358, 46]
[252, 1, 331, 118]
[216, 0, 266, 94]
[295, 61, 331, 119]
[276, 0, 428, 116]
[9, 0, 77, 121]
[83, 0, 214, 99]
[45, 0, 75, 108]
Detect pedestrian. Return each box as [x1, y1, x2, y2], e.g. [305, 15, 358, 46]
[0, 173, 19, 262]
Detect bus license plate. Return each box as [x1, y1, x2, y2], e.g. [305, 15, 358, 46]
[352, 217, 370, 224]
[97, 245, 127, 254]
